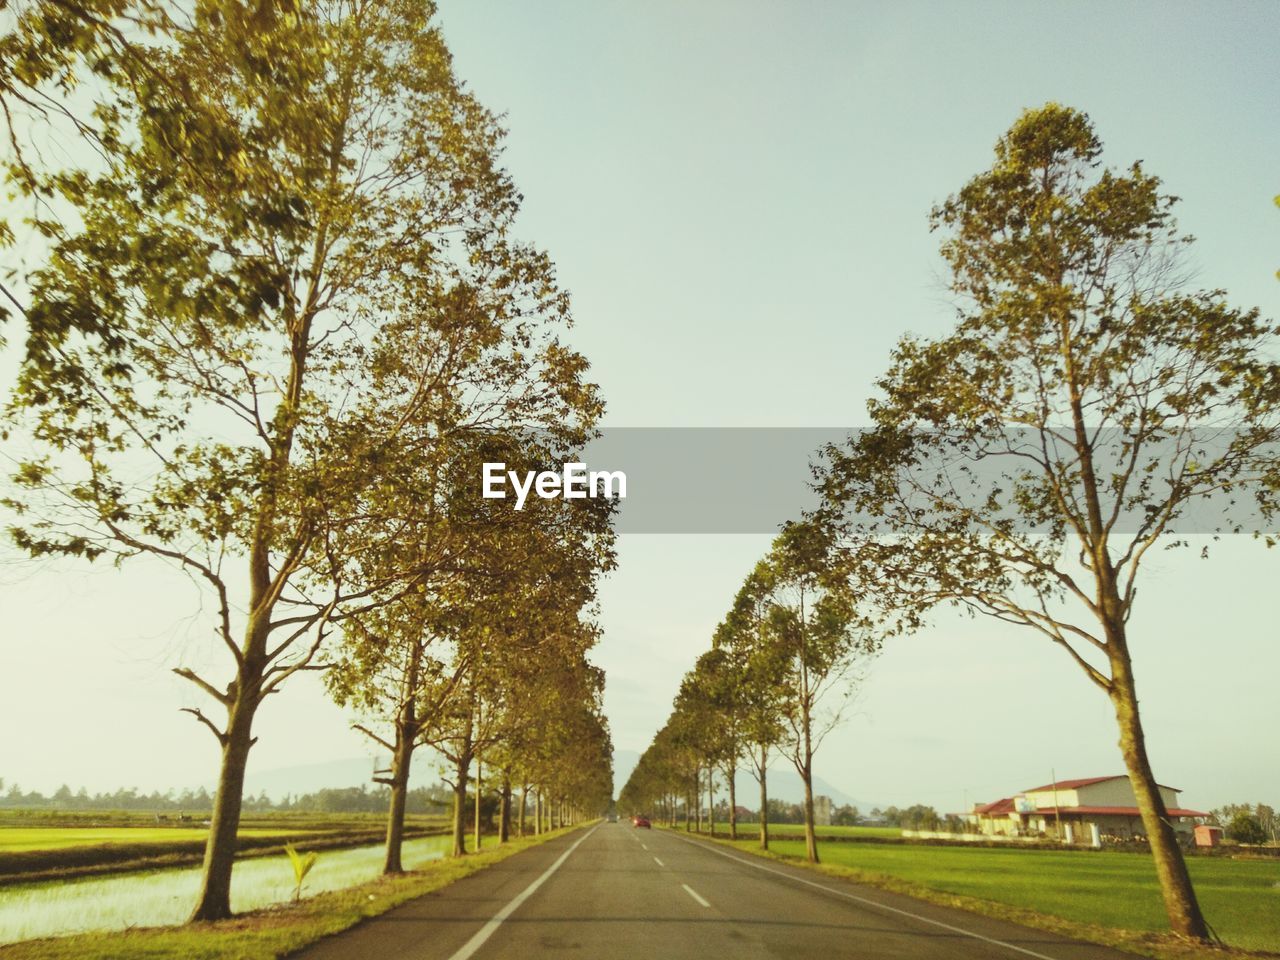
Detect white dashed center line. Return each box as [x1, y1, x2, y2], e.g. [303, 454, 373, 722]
[682, 883, 711, 908]
[653, 856, 665, 867]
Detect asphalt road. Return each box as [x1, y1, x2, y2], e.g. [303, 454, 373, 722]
[294, 823, 1137, 960]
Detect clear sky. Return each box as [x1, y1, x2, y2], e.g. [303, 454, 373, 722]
[2, 1, 1278, 812]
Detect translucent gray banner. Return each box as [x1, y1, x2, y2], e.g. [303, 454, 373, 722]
[497, 427, 1279, 535]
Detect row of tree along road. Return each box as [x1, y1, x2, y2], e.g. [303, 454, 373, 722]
[620, 104, 1280, 944]
[2, 1, 614, 924]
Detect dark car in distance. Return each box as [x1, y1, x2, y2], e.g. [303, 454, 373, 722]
[633, 816, 651, 828]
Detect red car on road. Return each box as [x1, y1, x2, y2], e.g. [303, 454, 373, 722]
[632, 816, 651, 828]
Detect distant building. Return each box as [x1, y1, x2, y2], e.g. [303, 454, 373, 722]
[814, 795, 833, 826]
[1193, 824, 1223, 848]
[967, 776, 1207, 843]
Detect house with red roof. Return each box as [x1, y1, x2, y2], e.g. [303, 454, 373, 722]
[967, 776, 1208, 844]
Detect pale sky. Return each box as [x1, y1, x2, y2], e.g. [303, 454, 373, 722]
[2, 1, 1279, 812]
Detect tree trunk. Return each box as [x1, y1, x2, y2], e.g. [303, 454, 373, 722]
[799, 603, 819, 864]
[473, 755, 482, 853]
[518, 784, 528, 837]
[451, 748, 471, 858]
[382, 725, 415, 874]
[534, 790, 542, 835]
[188, 697, 255, 921]
[499, 776, 511, 843]
[758, 745, 769, 850]
[693, 772, 700, 833]
[727, 763, 737, 840]
[801, 759, 819, 864]
[1110, 647, 1209, 940]
[383, 774, 408, 874]
[801, 707, 819, 863]
[707, 769, 715, 837]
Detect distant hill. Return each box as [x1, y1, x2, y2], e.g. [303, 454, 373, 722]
[612, 748, 880, 811]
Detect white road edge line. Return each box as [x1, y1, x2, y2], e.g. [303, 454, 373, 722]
[681, 883, 711, 908]
[653, 856, 665, 866]
[446, 825, 599, 960]
[670, 832, 1061, 960]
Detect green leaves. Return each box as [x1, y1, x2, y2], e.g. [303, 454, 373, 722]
[283, 842, 317, 901]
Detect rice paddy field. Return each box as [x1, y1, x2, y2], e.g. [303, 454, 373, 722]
[0, 833, 485, 944]
[0, 827, 315, 853]
[734, 837, 1280, 953]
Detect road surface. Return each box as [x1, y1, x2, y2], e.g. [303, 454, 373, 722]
[294, 823, 1136, 960]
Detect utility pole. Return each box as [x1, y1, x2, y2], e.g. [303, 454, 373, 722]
[1051, 768, 1061, 841]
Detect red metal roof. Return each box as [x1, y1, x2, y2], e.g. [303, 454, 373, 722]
[1025, 805, 1208, 819]
[1023, 776, 1122, 792]
[1023, 775, 1182, 793]
[972, 800, 1209, 819]
[973, 797, 1015, 815]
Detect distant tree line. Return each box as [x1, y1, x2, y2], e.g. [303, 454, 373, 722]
[869, 805, 948, 831]
[728, 800, 864, 826]
[0, 779, 460, 815]
[1, 782, 218, 812]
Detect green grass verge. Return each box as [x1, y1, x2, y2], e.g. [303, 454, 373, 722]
[0, 825, 584, 960]
[671, 829, 1279, 960]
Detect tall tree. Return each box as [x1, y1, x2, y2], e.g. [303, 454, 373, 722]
[757, 522, 873, 863]
[815, 104, 1280, 940]
[5, 0, 598, 921]
[692, 644, 746, 840]
[719, 569, 788, 850]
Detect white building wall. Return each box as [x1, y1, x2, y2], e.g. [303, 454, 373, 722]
[1022, 787, 1081, 809]
[1074, 778, 1180, 808]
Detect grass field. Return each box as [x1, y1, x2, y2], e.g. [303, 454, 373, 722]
[710, 822, 902, 839]
[728, 837, 1280, 953]
[0, 828, 318, 854]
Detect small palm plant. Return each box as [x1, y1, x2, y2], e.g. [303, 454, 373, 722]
[284, 843, 319, 902]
